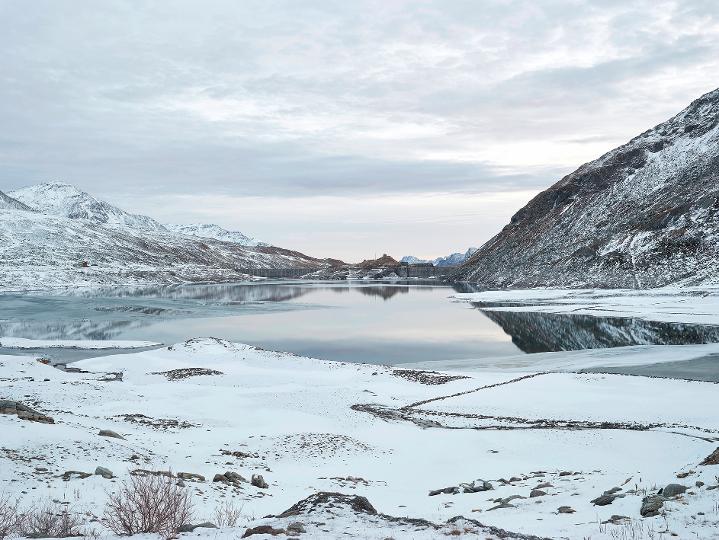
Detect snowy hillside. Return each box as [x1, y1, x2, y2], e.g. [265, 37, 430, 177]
[166, 223, 267, 247]
[10, 182, 167, 232]
[0, 184, 330, 291]
[456, 87, 719, 288]
[0, 208, 327, 291]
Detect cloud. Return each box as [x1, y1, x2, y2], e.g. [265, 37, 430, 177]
[0, 0, 717, 255]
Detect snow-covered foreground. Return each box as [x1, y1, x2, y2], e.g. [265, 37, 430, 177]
[1, 337, 718, 539]
[453, 286, 719, 325]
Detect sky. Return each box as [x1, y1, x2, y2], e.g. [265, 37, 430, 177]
[1, 0, 718, 261]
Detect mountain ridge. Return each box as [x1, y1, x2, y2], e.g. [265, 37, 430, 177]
[10, 182, 168, 232]
[455, 87, 719, 288]
[0, 183, 330, 290]
[166, 222, 267, 247]
[400, 247, 478, 267]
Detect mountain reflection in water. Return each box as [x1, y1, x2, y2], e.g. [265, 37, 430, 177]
[2, 283, 719, 365]
[478, 307, 719, 352]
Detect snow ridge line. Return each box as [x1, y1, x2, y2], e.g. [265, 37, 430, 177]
[402, 372, 549, 410]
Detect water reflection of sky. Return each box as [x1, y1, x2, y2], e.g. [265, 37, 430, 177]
[2, 282, 719, 366]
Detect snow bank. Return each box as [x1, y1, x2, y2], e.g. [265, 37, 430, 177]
[0, 337, 717, 539]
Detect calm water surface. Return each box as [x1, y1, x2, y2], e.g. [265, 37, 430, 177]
[2, 281, 719, 366]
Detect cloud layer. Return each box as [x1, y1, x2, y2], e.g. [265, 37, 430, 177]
[0, 0, 717, 258]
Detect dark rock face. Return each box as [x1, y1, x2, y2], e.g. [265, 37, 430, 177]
[277, 492, 377, 517]
[640, 495, 665, 517]
[700, 447, 719, 465]
[455, 88, 719, 288]
[0, 400, 54, 423]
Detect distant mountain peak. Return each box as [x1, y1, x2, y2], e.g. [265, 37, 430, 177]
[166, 223, 268, 247]
[400, 247, 478, 267]
[9, 182, 167, 233]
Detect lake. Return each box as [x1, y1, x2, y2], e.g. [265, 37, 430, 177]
[2, 281, 719, 366]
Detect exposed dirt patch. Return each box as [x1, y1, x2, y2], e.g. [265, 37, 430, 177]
[392, 369, 469, 385]
[116, 413, 197, 430]
[150, 367, 223, 380]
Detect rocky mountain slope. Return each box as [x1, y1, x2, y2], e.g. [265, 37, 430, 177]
[166, 223, 267, 247]
[0, 190, 32, 211]
[456, 88, 719, 288]
[11, 182, 168, 232]
[0, 184, 329, 290]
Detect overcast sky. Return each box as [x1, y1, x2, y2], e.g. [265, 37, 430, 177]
[1, 0, 717, 260]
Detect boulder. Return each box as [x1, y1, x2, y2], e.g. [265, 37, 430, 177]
[178, 522, 217, 532]
[602, 515, 630, 525]
[242, 525, 285, 537]
[591, 494, 616, 506]
[460, 479, 493, 493]
[131, 469, 173, 477]
[214, 471, 247, 486]
[700, 447, 719, 466]
[529, 490, 546, 498]
[178, 472, 205, 482]
[251, 474, 269, 489]
[98, 429, 125, 440]
[226, 471, 247, 484]
[94, 466, 113, 479]
[62, 470, 92, 481]
[286, 522, 306, 534]
[557, 506, 575, 514]
[429, 486, 460, 496]
[640, 495, 664, 517]
[488, 503, 515, 511]
[661, 484, 687, 498]
[0, 400, 54, 423]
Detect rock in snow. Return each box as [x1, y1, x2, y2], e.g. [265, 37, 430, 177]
[455, 87, 719, 288]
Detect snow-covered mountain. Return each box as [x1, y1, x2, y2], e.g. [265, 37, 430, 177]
[166, 223, 267, 247]
[456, 87, 719, 288]
[433, 247, 478, 267]
[0, 190, 32, 211]
[0, 183, 330, 290]
[400, 248, 478, 267]
[399, 255, 429, 264]
[10, 182, 167, 232]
